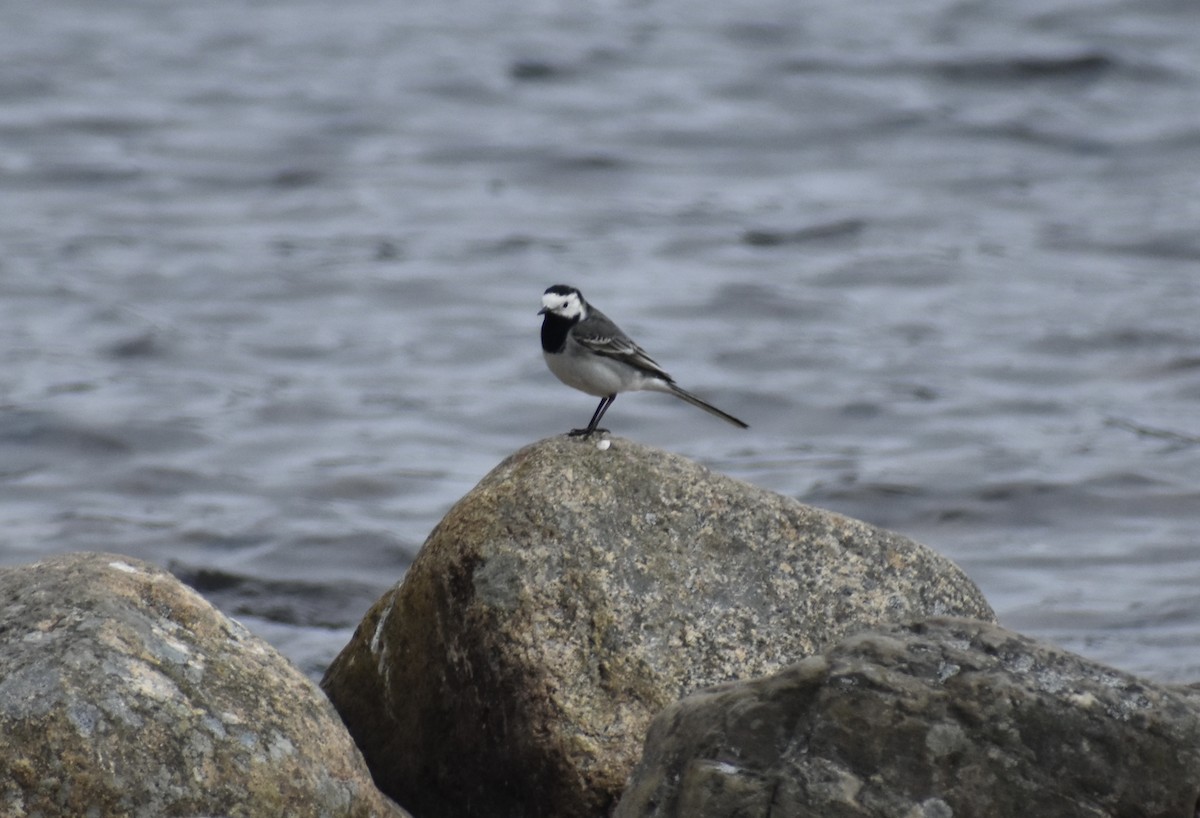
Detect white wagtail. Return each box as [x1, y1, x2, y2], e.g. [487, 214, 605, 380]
[539, 284, 749, 436]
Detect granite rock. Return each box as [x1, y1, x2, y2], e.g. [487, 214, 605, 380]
[322, 436, 994, 818]
[0, 552, 407, 818]
[615, 617, 1200, 818]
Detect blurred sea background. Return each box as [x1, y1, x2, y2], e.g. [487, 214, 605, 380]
[2, 0, 1197, 681]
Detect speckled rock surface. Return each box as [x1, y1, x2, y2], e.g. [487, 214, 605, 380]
[322, 435, 994, 818]
[615, 617, 1200, 818]
[0, 552, 408, 818]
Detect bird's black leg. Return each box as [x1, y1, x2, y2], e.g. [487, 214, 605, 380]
[589, 394, 616, 433]
[569, 395, 615, 437]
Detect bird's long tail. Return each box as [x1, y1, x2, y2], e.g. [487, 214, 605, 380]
[667, 384, 749, 429]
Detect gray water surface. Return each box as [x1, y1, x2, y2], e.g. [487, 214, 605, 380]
[2, 0, 1198, 681]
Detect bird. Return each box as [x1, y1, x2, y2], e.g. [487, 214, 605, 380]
[538, 284, 748, 436]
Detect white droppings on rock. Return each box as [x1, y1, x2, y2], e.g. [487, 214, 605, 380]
[108, 561, 140, 574]
[936, 662, 961, 682]
[704, 760, 744, 776]
[919, 796, 955, 818]
[370, 600, 395, 656]
[1067, 691, 1098, 708]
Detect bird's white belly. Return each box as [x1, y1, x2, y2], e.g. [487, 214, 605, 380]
[545, 348, 639, 397]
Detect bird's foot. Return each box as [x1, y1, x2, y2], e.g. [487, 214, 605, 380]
[567, 427, 609, 438]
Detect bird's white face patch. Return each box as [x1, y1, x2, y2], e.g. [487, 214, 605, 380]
[541, 290, 586, 320]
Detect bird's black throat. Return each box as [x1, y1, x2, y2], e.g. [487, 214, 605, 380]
[541, 313, 577, 353]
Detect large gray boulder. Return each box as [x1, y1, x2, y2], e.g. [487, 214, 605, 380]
[0, 552, 407, 818]
[615, 617, 1200, 818]
[321, 435, 994, 818]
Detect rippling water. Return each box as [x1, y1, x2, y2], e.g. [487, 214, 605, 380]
[2, 0, 1198, 681]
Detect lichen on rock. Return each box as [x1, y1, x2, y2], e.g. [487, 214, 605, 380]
[322, 435, 994, 818]
[0, 552, 407, 818]
[614, 617, 1200, 818]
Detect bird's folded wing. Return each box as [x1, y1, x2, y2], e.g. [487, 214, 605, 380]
[574, 331, 673, 382]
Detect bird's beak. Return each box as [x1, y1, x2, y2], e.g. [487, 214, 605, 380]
[537, 306, 548, 315]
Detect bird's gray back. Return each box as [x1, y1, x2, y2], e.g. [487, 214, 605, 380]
[573, 307, 673, 382]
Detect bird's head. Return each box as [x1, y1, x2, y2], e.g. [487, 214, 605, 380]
[539, 285, 587, 321]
